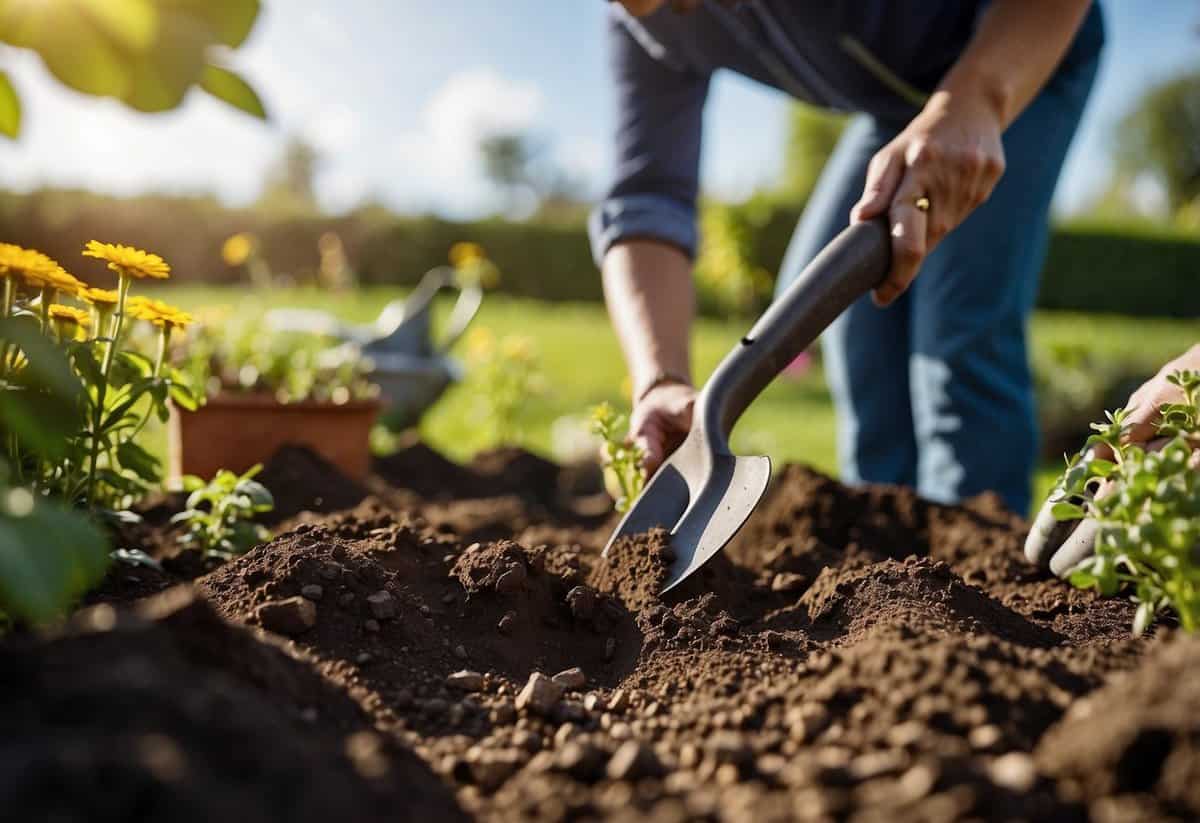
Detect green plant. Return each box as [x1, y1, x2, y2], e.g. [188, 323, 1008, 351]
[0, 315, 109, 624]
[464, 327, 544, 447]
[172, 465, 274, 559]
[0, 0, 265, 139]
[184, 317, 379, 406]
[589, 402, 646, 513]
[1052, 370, 1200, 634]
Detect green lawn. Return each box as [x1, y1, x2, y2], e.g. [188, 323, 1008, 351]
[154, 285, 1198, 516]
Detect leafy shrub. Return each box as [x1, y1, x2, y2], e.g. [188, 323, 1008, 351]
[1053, 371, 1200, 634]
[172, 465, 274, 559]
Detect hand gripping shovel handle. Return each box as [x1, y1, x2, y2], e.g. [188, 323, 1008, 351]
[698, 217, 892, 451]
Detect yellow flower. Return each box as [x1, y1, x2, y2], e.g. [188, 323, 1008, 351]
[465, 326, 495, 360]
[83, 241, 171, 280]
[48, 304, 91, 328]
[0, 245, 62, 290]
[222, 233, 255, 267]
[128, 296, 194, 330]
[449, 241, 485, 268]
[80, 287, 120, 306]
[500, 334, 535, 362]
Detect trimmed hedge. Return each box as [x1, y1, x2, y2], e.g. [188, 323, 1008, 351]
[0, 189, 1196, 315]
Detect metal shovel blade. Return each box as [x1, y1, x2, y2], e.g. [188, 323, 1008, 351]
[602, 428, 771, 593]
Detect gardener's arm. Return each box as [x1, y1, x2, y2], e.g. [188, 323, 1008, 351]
[591, 11, 710, 472]
[853, 0, 1095, 305]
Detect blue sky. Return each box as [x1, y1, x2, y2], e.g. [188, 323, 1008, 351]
[0, 1, 1196, 218]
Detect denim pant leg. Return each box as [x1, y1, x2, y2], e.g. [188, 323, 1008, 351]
[909, 53, 1101, 515]
[775, 115, 915, 487]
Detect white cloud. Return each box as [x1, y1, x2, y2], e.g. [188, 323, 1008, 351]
[389, 68, 545, 216]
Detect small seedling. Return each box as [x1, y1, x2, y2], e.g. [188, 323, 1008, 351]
[1052, 369, 1200, 634]
[172, 465, 275, 559]
[589, 402, 647, 513]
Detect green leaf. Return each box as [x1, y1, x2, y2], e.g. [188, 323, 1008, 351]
[0, 318, 86, 458]
[200, 62, 266, 119]
[120, 8, 209, 112]
[1051, 501, 1086, 521]
[0, 491, 109, 624]
[115, 439, 161, 483]
[0, 70, 20, 138]
[162, 0, 261, 47]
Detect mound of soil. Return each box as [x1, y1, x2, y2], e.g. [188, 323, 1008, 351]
[1037, 632, 1200, 822]
[0, 587, 463, 823]
[7, 446, 1180, 821]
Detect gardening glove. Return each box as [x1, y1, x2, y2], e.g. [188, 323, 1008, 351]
[1025, 344, 1200, 577]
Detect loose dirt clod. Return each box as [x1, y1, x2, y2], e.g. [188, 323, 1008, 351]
[366, 591, 396, 620]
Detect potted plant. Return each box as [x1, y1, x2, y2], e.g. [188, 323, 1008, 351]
[169, 319, 381, 482]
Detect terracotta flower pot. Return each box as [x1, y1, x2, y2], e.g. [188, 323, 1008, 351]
[168, 393, 381, 484]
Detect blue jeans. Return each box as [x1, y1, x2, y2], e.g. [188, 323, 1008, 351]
[775, 49, 1100, 515]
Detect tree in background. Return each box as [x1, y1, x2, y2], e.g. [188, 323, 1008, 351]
[0, 0, 266, 139]
[478, 131, 589, 220]
[777, 104, 848, 205]
[257, 138, 322, 216]
[1116, 68, 1200, 216]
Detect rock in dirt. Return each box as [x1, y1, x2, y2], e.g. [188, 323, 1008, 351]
[516, 672, 563, 715]
[990, 752, 1037, 793]
[552, 667, 586, 690]
[300, 584, 324, 601]
[607, 740, 663, 781]
[255, 596, 316, 635]
[466, 748, 523, 791]
[554, 739, 608, 782]
[366, 590, 397, 620]
[447, 670, 484, 692]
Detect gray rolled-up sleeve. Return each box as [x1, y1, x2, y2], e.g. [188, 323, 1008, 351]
[589, 10, 711, 265]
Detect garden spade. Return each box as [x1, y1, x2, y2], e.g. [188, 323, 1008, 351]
[602, 217, 891, 593]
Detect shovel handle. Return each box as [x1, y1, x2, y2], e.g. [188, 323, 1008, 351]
[699, 217, 891, 449]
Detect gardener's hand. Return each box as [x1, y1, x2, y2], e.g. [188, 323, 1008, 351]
[851, 90, 1006, 307]
[1025, 344, 1200, 576]
[631, 381, 695, 476]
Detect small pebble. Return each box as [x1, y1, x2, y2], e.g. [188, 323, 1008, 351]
[300, 584, 324, 601]
[255, 597, 316, 636]
[552, 667, 586, 690]
[515, 672, 563, 716]
[990, 752, 1037, 793]
[366, 591, 397, 620]
[364, 619, 380, 633]
[454, 644, 469, 660]
[446, 670, 484, 692]
[498, 612, 517, 634]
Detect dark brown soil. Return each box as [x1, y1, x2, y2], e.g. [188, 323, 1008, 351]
[6, 445, 1193, 822]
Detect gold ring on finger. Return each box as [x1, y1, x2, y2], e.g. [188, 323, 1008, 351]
[914, 196, 931, 213]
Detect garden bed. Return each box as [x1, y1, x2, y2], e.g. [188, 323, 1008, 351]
[4, 445, 1197, 822]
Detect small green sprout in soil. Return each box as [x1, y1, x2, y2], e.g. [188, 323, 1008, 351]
[172, 465, 275, 559]
[589, 402, 646, 513]
[1053, 369, 1200, 634]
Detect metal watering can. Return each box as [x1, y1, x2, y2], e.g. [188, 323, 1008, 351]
[265, 266, 483, 430]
